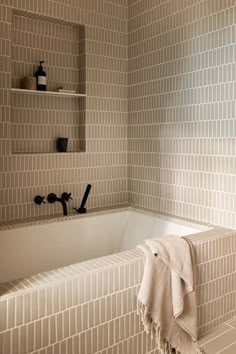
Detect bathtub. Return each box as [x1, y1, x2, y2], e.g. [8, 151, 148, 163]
[2, 207, 227, 354]
[0, 207, 208, 283]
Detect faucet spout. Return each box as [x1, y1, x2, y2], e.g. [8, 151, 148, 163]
[47, 193, 68, 216]
[59, 198, 68, 216]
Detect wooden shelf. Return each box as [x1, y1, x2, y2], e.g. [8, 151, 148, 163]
[11, 88, 86, 97]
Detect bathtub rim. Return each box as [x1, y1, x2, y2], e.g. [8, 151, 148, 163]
[0, 204, 213, 232]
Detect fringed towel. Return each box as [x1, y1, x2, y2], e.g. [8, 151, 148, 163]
[137, 235, 206, 354]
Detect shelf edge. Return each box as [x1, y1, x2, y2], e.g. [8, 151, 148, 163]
[11, 88, 86, 97]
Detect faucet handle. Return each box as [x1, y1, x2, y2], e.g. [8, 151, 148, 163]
[61, 192, 73, 202]
[47, 193, 57, 203]
[34, 195, 46, 205]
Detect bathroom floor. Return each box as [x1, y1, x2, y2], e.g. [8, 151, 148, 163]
[199, 318, 236, 354]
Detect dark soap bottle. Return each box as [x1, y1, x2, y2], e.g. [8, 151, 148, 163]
[35, 61, 47, 91]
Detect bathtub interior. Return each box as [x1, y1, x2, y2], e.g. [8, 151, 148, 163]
[119, 209, 207, 252]
[0, 209, 209, 283]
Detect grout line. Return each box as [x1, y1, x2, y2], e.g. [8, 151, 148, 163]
[0, 285, 140, 333]
[225, 321, 236, 329]
[199, 311, 236, 336]
[216, 339, 236, 354]
[200, 327, 232, 346]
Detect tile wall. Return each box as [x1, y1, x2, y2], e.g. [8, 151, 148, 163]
[128, 0, 236, 228]
[0, 0, 128, 221]
[1, 0, 236, 228]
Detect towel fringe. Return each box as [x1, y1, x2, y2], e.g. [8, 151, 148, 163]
[137, 300, 206, 354]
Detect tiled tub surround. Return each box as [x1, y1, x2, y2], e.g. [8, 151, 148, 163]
[1, 210, 236, 354]
[0, 0, 128, 222]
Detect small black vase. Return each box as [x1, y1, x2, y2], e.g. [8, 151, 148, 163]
[57, 137, 68, 152]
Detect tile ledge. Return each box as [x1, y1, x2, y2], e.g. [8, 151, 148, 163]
[0, 204, 131, 231]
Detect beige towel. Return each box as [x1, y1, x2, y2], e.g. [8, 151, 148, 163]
[137, 235, 205, 354]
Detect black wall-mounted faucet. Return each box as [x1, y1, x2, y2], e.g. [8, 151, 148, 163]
[34, 195, 46, 205]
[47, 193, 68, 216]
[61, 192, 73, 202]
[74, 184, 92, 214]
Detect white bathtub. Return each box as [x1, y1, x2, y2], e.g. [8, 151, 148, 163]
[0, 208, 209, 283]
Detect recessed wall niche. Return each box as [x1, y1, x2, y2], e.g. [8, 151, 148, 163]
[11, 11, 86, 154]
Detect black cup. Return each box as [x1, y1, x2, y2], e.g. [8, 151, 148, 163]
[57, 137, 68, 152]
